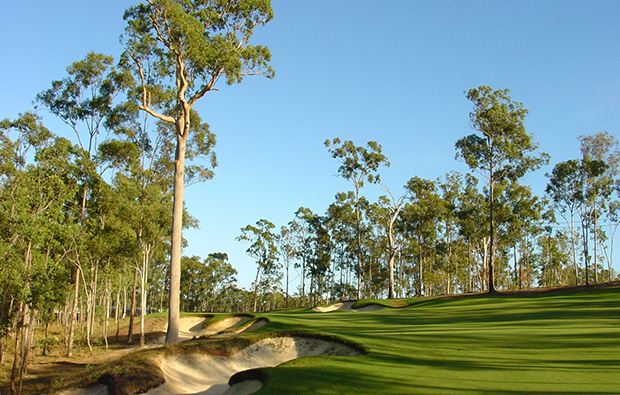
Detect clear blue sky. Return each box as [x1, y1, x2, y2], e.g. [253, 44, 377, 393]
[2, 1, 620, 288]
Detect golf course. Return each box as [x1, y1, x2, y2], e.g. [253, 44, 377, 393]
[46, 284, 620, 395]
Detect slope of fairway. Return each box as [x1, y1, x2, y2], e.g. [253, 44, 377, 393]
[255, 287, 620, 394]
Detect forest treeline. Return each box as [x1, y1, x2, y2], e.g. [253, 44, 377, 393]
[2, 5, 620, 395]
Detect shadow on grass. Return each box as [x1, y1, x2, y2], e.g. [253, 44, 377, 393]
[263, 361, 620, 395]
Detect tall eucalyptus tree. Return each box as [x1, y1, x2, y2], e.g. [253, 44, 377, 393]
[455, 86, 548, 292]
[121, 0, 274, 343]
[237, 219, 279, 313]
[325, 138, 389, 298]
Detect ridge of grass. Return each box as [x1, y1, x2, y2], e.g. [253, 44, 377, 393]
[218, 317, 270, 335]
[203, 312, 254, 328]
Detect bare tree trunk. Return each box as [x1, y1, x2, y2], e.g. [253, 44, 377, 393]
[122, 283, 127, 320]
[253, 266, 261, 313]
[10, 303, 24, 395]
[593, 209, 599, 283]
[0, 263, 10, 366]
[140, 244, 151, 347]
[488, 178, 496, 293]
[301, 258, 306, 307]
[166, 132, 187, 344]
[11, 242, 36, 395]
[67, 263, 80, 358]
[115, 272, 121, 343]
[103, 278, 111, 349]
[127, 266, 138, 344]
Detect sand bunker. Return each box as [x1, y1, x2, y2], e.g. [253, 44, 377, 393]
[218, 318, 268, 337]
[153, 315, 255, 343]
[313, 301, 384, 312]
[146, 336, 362, 395]
[200, 315, 253, 336]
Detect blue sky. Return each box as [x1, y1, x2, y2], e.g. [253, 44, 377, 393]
[2, 1, 620, 288]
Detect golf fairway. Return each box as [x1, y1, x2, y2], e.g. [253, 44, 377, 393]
[251, 287, 620, 394]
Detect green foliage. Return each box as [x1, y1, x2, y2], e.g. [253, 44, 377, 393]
[122, 0, 274, 115]
[36, 52, 130, 150]
[180, 253, 238, 311]
[456, 86, 549, 182]
[325, 138, 389, 187]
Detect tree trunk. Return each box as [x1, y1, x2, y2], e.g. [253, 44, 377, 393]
[301, 257, 306, 307]
[582, 217, 590, 286]
[67, 263, 80, 358]
[593, 209, 599, 283]
[285, 260, 289, 308]
[569, 214, 579, 284]
[103, 277, 111, 349]
[253, 265, 261, 313]
[10, 304, 25, 395]
[115, 272, 121, 343]
[355, 186, 363, 300]
[140, 244, 151, 347]
[488, 178, 496, 293]
[127, 265, 138, 344]
[166, 131, 187, 344]
[0, 261, 10, 366]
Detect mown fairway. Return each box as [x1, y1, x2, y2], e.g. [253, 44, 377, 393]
[256, 287, 620, 394]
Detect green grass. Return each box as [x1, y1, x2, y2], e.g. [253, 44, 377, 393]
[256, 286, 620, 394]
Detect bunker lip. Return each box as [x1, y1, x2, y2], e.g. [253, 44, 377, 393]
[218, 317, 269, 336]
[146, 335, 363, 395]
[152, 314, 257, 343]
[313, 301, 385, 312]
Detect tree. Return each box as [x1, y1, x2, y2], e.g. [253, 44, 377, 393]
[547, 157, 608, 285]
[500, 181, 547, 289]
[578, 131, 619, 283]
[180, 253, 236, 312]
[278, 223, 297, 307]
[122, 0, 274, 344]
[325, 138, 389, 298]
[546, 160, 584, 284]
[237, 219, 279, 313]
[326, 194, 359, 300]
[455, 86, 548, 293]
[401, 177, 442, 296]
[369, 186, 406, 299]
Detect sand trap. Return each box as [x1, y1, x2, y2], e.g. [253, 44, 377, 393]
[218, 318, 268, 337]
[153, 315, 255, 344]
[146, 336, 362, 395]
[201, 316, 253, 336]
[313, 301, 384, 312]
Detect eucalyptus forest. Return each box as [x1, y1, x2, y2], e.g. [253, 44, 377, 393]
[1, 1, 620, 393]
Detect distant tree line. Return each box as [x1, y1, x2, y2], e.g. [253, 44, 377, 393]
[239, 88, 620, 311]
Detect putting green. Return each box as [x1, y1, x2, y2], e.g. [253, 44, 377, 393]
[254, 287, 620, 394]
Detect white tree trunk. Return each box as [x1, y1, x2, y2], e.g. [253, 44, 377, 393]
[166, 130, 187, 344]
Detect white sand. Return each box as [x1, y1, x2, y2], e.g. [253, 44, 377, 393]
[218, 318, 268, 337]
[313, 301, 384, 312]
[201, 316, 253, 336]
[153, 315, 254, 344]
[146, 336, 361, 395]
